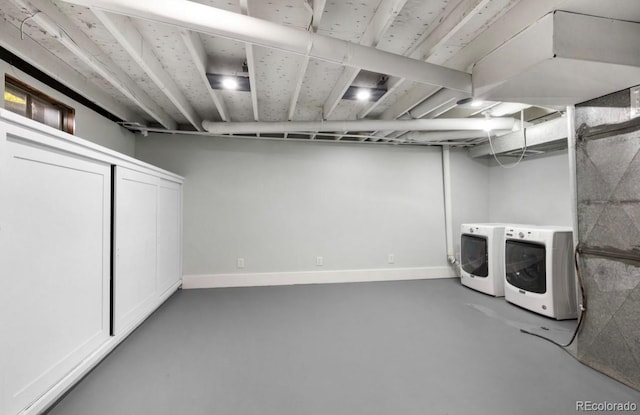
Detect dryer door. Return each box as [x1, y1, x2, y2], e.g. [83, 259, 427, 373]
[505, 240, 546, 293]
[461, 234, 488, 277]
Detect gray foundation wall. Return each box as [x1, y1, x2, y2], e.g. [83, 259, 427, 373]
[575, 89, 640, 390]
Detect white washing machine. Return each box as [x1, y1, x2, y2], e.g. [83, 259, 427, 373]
[503, 225, 577, 320]
[460, 223, 509, 297]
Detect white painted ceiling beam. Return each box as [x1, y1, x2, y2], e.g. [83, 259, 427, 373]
[59, 0, 472, 93]
[376, 0, 490, 122]
[358, 75, 402, 119]
[311, 0, 326, 31]
[358, 0, 485, 119]
[380, 0, 571, 123]
[287, 57, 310, 121]
[408, 88, 467, 119]
[92, 10, 204, 130]
[244, 43, 259, 121]
[287, 0, 325, 121]
[0, 16, 141, 123]
[11, 0, 176, 129]
[180, 29, 230, 122]
[469, 116, 566, 158]
[322, 0, 408, 120]
[381, 85, 440, 120]
[445, 0, 571, 73]
[239, 0, 259, 121]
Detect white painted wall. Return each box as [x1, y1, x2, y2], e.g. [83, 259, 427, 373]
[449, 148, 572, 264]
[135, 135, 450, 276]
[488, 150, 572, 226]
[135, 133, 571, 281]
[0, 62, 135, 156]
[449, 148, 491, 261]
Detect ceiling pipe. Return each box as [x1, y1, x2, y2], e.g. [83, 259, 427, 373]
[59, 0, 471, 93]
[201, 118, 515, 135]
[403, 129, 512, 143]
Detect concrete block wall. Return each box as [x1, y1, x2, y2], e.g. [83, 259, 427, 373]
[575, 89, 640, 390]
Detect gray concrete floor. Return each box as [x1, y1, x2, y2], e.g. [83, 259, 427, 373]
[47, 278, 639, 415]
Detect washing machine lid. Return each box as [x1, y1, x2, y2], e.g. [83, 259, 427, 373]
[461, 234, 488, 277]
[505, 240, 546, 294]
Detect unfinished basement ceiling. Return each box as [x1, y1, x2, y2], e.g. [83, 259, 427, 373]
[1, 0, 640, 145]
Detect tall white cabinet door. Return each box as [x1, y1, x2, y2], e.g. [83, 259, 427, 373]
[157, 180, 182, 296]
[0, 132, 111, 415]
[113, 167, 158, 335]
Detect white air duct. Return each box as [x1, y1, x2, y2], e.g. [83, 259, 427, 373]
[404, 129, 511, 143]
[60, 0, 471, 93]
[473, 11, 640, 106]
[201, 118, 516, 135]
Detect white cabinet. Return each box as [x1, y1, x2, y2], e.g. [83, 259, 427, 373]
[0, 109, 183, 415]
[113, 167, 183, 335]
[157, 180, 183, 296]
[0, 127, 111, 415]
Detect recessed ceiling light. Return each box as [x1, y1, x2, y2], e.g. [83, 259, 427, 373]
[222, 77, 239, 90]
[356, 89, 371, 101]
[456, 97, 487, 107]
[206, 74, 251, 91]
[342, 86, 386, 101]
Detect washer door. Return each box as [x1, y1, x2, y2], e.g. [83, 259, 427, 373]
[461, 234, 488, 277]
[505, 240, 546, 294]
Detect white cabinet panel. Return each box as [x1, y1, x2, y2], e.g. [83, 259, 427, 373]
[157, 180, 182, 296]
[0, 110, 183, 415]
[113, 168, 158, 335]
[113, 168, 183, 335]
[0, 134, 111, 415]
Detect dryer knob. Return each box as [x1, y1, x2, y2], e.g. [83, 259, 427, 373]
[518, 232, 525, 238]
[469, 228, 474, 233]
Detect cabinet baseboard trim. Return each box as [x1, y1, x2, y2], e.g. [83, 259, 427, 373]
[182, 267, 456, 289]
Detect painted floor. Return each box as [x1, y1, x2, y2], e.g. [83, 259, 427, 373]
[47, 278, 639, 415]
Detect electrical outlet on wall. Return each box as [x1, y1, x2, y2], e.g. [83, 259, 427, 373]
[236, 258, 245, 269]
[388, 254, 395, 264]
[316, 256, 323, 266]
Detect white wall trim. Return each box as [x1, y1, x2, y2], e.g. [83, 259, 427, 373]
[182, 266, 456, 289]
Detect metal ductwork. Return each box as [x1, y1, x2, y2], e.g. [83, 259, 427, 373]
[59, 0, 471, 93]
[201, 118, 516, 135]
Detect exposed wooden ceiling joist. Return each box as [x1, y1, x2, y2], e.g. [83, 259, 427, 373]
[10, 0, 177, 129]
[92, 9, 204, 130]
[179, 29, 230, 122]
[322, 0, 408, 120]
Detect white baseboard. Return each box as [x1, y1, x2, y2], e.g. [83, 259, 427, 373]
[182, 266, 456, 289]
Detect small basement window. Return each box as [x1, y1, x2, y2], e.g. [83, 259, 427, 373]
[4, 76, 75, 134]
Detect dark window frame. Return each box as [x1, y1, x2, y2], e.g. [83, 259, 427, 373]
[4, 75, 75, 134]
